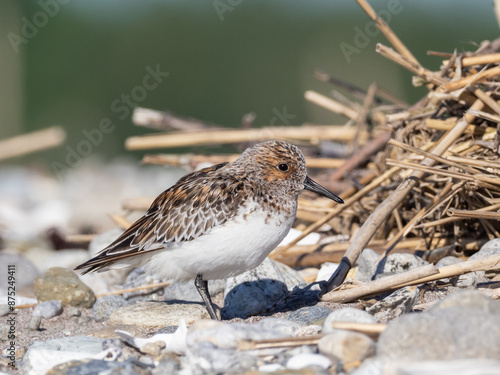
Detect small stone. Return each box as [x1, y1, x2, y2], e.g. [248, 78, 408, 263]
[23, 336, 106, 375]
[46, 358, 152, 375]
[0, 304, 11, 317]
[318, 331, 375, 363]
[430, 289, 500, 315]
[0, 324, 9, 341]
[366, 286, 419, 322]
[66, 306, 81, 317]
[141, 341, 166, 356]
[373, 253, 428, 278]
[435, 256, 463, 267]
[323, 308, 375, 334]
[110, 301, 209, 328]
[355, 248, 380, 282]
[33, 300, 63, 319]
[257, 318, 301, 336]
[294, 324, 322, 336]
[92, 295, 128, 322]
[187, 320, 285, 350]
[186, 341, 258, 374]
[29, 315, 42, 331]
[259, 363, 286, 372]
[33, 267, 96, 308]
[377, 308, 500, 361]
[223, 258, 289, 319]
[468, 240, 500, 279]
[287, 306, 333, 326]
[286, 353, 332, 370]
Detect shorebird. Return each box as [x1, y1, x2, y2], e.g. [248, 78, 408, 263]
[75, 140, 343, 320]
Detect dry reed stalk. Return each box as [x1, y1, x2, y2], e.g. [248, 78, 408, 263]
[132, 107, 217, 131]
[321, 264, 438, 303]
[375, 44, 446, 86]
[238, 334, 323, 350]
[320, 99, 485, 296]
[125, 125, 361, 150]
[355, 0, 420, 65]
[0, 126, 66, 161]
[441, 66, 500, 92]
[393, 254, 500, 288]
[442, 53, 500, 67]
[304, 90, 359, 120]
[109, 213, 132, 230]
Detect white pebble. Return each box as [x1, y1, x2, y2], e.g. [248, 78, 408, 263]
[286, 353, 332, 370]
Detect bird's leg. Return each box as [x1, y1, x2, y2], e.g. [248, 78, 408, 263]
[194, 274, 220, 320]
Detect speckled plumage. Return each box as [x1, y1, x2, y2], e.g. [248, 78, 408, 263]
[75, 140, 343, 319]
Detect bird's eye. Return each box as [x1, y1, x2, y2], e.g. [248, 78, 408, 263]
[278, 163, 289, 172]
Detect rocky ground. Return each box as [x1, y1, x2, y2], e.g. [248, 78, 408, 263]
[1, 164, 500, 374]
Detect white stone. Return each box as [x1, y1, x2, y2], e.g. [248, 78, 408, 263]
[286, 353, 332, 370]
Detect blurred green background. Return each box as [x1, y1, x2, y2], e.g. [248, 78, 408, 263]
[1, 0, 499, 168]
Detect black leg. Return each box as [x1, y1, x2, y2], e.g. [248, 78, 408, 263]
[194, 274, 220, 320]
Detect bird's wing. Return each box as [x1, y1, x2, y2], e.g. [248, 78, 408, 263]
[75, 163, 248, 274]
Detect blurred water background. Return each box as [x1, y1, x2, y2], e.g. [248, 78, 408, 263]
[1, 0, 498, 169]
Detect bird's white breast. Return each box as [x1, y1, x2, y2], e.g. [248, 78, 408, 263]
[145, 203, 296, 280]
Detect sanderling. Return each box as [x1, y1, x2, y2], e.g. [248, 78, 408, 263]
[75, 140, 343, 320]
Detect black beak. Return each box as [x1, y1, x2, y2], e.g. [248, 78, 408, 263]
[303, 176, 344, 204]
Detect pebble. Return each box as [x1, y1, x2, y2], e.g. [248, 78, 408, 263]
[186, 341, 258, 374]
[286, 353, 332, 370]
[46, 358, 153, 375]
[33, 300, 63, 319]
[377, 306, 500, 361]
[257, 317, 301, 336]
[430, 289, 500, 315]
[187, 320, 285, 350]
[110, 301, 209, 328]
[435, 257, 482, 286]
[66, 306, 81, 317]
[355, 248, 380, 282]
[382, 359, 500, 375]
[163, 279, 225, 303]
[29, 315, 42, 331]
[223, 257, 289, 319]
[435, 256, 463, 267]
[23, 336, 106, 375]
[33, 267, 96, 308]
[323, 307, 376, 333]
[373, 253, 429, 278]
[468, 239, 500, 279]
[0, 253, 39, 290]
[366, 286, 419, 322]
[92, 295, 128, 322]
[318, 331, 375, 363]
[287, 306, 333, 326]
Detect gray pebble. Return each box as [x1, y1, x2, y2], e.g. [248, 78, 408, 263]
[430, 289, 500, 315]
[66, 306, 81, 317]
[287, 306, 333, 326]
[366, 286, 419, 322]
[257, 318, 301, 336]
[33, 300, 63, 319]
[374, 253, 428, 278]
[378, 308, 500, 361]
[355, 248, 380, 282]
[318, 331, 375, 363]
[92, 295, 128, 322]
[435, 256, 463, 267]
[29, 315, 42, 331]
[323, 307, 375, 333]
